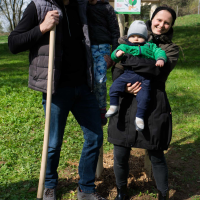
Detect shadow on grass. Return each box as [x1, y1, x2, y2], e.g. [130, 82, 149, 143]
[0, 62, 29, 89]
[173, 26, 200, 64]
[173, 26, 200, 45]
[166, 134, 200, 200]
[168, 86, 200, 116]
[0, 43, 11, 56]
[0, 43, 28, 56]
[0, 177, 79, 200]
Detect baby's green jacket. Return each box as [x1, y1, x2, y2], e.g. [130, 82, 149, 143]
[111, 40, 167, 63]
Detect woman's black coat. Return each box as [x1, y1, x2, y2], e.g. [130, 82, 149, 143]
[107, 21, 179, 150]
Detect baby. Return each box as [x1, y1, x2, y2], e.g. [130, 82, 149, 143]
[105, 20, 167, 131]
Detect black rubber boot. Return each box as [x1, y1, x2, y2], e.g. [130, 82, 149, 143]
[158, 191, 169, 200]
[114, 185, 128, 200]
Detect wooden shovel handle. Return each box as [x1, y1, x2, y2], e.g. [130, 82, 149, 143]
[37, 26, 56, 200]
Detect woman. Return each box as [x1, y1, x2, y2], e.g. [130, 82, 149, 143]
[107, 5, 179, 200]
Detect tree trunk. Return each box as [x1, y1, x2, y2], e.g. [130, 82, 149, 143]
[118, 14, 125, 37]
[150, 3, 160, 19]
[124, 14, 129, 35]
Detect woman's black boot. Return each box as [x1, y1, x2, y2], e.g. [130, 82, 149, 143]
[115, 185, 128, 200]
[158, 191, 169, 200]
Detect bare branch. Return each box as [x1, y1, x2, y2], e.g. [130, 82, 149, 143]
[0, 0, 26, 31]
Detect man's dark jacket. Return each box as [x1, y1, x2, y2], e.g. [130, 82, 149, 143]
[87, 0, 119, 52]
[8, 0, 93, 94]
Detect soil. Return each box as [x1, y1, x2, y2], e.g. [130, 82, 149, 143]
[56, 147, 200, 200]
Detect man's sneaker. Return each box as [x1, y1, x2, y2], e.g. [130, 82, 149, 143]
[135, 117, 144, 131]
[77, 187, 107, 200]
[105, 105, 118, 118]
[43, 188, 56, 200]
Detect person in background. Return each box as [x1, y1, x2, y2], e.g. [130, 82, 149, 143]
[87, 0, 120, 126]
[107, 5, 179, 200]
[8, 0, 111, 199]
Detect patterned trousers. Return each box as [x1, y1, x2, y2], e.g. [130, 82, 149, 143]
[91, 44, 111, 109]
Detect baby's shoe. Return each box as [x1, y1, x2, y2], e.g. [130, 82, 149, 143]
[105, 105, 118, 118]
[135, 117, 144, 131]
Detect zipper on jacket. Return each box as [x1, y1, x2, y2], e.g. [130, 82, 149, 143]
[138, 45, 141, 55]
[64, 6, 71, 37]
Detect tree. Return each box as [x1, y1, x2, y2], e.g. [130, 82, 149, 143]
[0, 21, 4, 33]
[160, 0, 194, 16]
[130, 3, 151, 21]
[0, 0, 26, 32]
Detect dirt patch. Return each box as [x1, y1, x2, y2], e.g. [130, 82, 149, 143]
[58, 147, 200, 199]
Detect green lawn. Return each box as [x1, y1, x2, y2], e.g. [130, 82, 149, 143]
[0, 15, 200, 200]
[0, 35, 9, 44]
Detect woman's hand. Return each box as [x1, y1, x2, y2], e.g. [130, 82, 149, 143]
[125, 82, 141, 95]
[104, 55, 115, 69]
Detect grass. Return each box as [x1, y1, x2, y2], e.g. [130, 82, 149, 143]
[169, 15, 200, 148]
[174, 14, 200, 27]
[0, 14, 200, 199]
[0, 35, 9, 44]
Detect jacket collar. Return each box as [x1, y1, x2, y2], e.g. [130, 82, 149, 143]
[118, 35, 128, 44]
[125, 39, 146, 46]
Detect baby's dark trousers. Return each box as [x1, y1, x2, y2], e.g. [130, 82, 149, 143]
[109, 70, 151, 118]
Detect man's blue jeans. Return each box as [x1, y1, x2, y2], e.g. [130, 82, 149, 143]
[42, 84, 103, 193]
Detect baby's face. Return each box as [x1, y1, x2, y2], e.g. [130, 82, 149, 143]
[128, 35, 145, 43]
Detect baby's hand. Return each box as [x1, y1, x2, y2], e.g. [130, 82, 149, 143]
[156, 60, 164, 67]
[116, 50, 125, 57]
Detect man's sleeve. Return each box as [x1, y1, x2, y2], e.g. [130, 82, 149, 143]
[8, 2, 43, 54]
[106, 5, 120, 52]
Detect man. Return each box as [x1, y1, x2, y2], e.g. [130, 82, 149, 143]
[8, 0, 107, 199]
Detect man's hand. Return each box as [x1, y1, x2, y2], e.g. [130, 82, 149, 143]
[104, 55, 115, 69]
[155, 59, 164, 67]
[125, 82, 142, 95]
[40, 10, 59, 34]
[116, 50, 125, 58]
